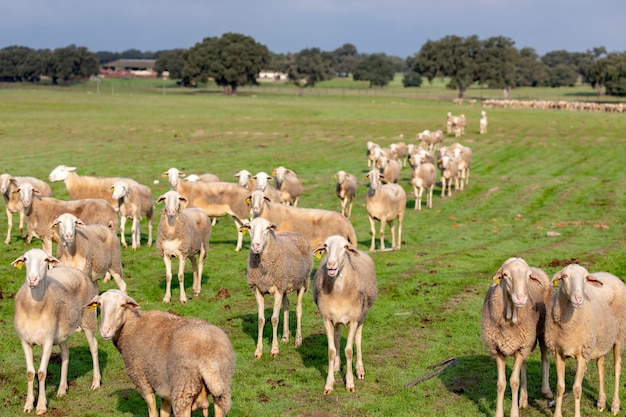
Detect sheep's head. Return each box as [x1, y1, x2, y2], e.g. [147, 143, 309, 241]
[314, 235, 359, 278]
[51, 213, 85, 245]
[85, 289, 140, 341]
[49, 165, 75, 182]
[551, 264, 602, 309]
[246, 217, 277, 255]
[12, 249, 60, 288]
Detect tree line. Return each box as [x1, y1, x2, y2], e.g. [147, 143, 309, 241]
[1, 33, 625, 96]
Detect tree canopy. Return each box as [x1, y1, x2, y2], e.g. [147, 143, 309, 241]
[352, 53, 396, 88]
[284, 48, 335, 95]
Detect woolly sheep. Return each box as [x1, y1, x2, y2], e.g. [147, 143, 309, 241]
[366, 141, 380, 168]
[481, 258, 553, 417]
[390, 142, 407, 167]
[12, 249, 100, 415]
[51, 212, 127, 293]
[375, 155, 401, 184]
[183, 173, 220, 183]
[545, 264, 626, 417]
[480, 110, 488, 134]
[450, 143, 472, 191]
[0, 173, 52, 245]
[439, 154, 459, 198]
[111, 180, 154, 250]
[364, 169, 406, 251]
[234, 169, 254, 192]
[452, 114, 467, 137]
[240, 217, 312, 358]
[251, 171, 281, 203]
[17, 182, 118, 255]
[312, 235, 377, 394]
[334, 170, 357, 218]
[86, 289, 235, 417]
[410, 158, 437, 210]
[163, 167, 249, 251]
[246, 189, 358, 249]
[48, 165, 125, 207]
[156, 190, 211, 304]
[272, 166, 303, 206]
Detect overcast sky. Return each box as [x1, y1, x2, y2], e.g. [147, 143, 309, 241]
[1, 0, 624, 57]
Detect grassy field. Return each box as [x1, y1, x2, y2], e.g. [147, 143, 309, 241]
[0, 83, 624, 417]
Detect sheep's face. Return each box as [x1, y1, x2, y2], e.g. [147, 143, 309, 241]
[52, 213, 83, 245]
[253, 172, 272, 191]
[0, 174, 11, 194]
[111, 182, 129, 200]
[17, 183, 36, 210]
[319, 235, 356, 278]
[247, 190, 267, 217]
[497, 258, 530, 308]
[12, 249, 59, 288]
[553, 264, 601, 309]
[248, 217, 275, 255]
[87, 290, 139, 341]
[49, 165, 74, 182]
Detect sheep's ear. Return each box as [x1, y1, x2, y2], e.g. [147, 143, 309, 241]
[124, 296, 140, 309]
[85, 295, 100, 311]
[156, 194, 167, 203]
[75, 219, 86, 227]
[345, 244, 360, 257]
[313, 244, 327, 259]
[271, 169, 277, 176]
[251, 177, 257, 183]
[551, 271, 563, 286]
[50, 219, 59, 229]
[269, 222, 278, 231]
[493, 268, 504, 285]
[263, 195, 271, 203]
[586, 274, 604, 287]
[239, 224, 250, 234]
[11, 256, 26, 269]
[161, 172, 169, 178]
[46, 255, 61, 267]
[178, 172, 186, 178]
[245, 195, 252, 205]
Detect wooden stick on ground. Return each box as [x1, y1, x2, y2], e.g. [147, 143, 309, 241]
[404, 357, 458, 388]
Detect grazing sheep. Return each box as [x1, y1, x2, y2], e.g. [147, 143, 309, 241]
[334, 170, 357, 218]
[439, 154, 459, 198]
[481, 258, 553, 417]
[272, 166, 303, 206]
[51, 213, 127, 293]
[111, 180, 154, 250]
[375, 155, 401, 184]
[247, 190, 357, 249]
[183, 173, 220, 183]
[13, 249, 100, 415]
[163, 167, 249, 251]
[480, 110, 488, 134]
[0, 173, 52, 245]
[86, 289, 235, 417]
[240, 217, 312, 358]
[390, 142, 407, 167]
[410, 158, 437, 210]
[48, 165, 125, 206]
[17, 182, 118, 255]
[312, 235, 377, 394]
[545, 264, 626, 417]
[156, 190, 211, 304]
[364, 169, 406, 251]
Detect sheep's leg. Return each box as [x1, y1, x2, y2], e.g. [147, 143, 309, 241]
[368, 215, 377, 252]
[396, 214, 403, 250]
[147, 216, 153, 247]
[572, 354, 588, 417]
[413, 186, 420, 210]
[178, 255, 189, 304]
[143, 391, 160, 417]
[378, 217, 388, 251]
[554, 352, 566, 417]
[234, 218, 244, 252]
[162, 255, 173, 303]
[82, 327, 101, 390]
[509, 353, 525, 417]
[270, 291, 284, 357]
[344, 321, 359, 392]
[42, 237, 53, 256]
[57, 341, 70, 397]
[119, 215, 128, 249]
[131, 216, 140, 250]
[193, 244, 206, 297]
[340, 198, 347, 217]
[355, 322, 365, 380]
[34, 340, 54, 414]
[281, 294, 290, 344]
[253, 288, 266, 358]
[294, 286, 305, 348]
[441, 178, 446, 198]
[494, 354, 506, 417]
[597, 356, 606, 412]
[19, 210, 26, 239]
[611, 344, 621, 414]
[20, 340, 36, 413]
[323, 319, 337, 394]
[539, 337, 553, 398]
[4, 207, 11, 244]
[109, 271, 127, 294]
[427, 184, 434, 209]
[387, 219, 396, 251]
[347, 199, 353, 218]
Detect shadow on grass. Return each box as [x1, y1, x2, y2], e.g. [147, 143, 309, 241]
[112, 388, 148, 416]
[45, 346, 109, 393]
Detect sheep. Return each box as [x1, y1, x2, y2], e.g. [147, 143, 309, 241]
[17, 182, 118, 255]
[183, 173, 220, 183]
[240, 217, 312, 358]
[251, 171, 281, 203]
[452, 114, 467, 137]
[375, 155, 401, 184]
[366, 141, 379, 168]
[390, 142, 407, 167]
[156, 190, 212, 304]
[446, 112, 454, 134]
[12, 249, 100, 415]
[48, 165, 125, 206]
[312, 235, 377, 394]
[410, 158, 437, 210]
[334, 170, 357, 218]
[449, 143, 472, 191]
[0, 173, 52, 245]
[364, 169, 406, 251]
[51, 212, 127, 293]
[234, 169, 254, 192]
[417, 129, 444, 152]
[481, 257, 553, 417]
[439, 154, 459, 198]
[480, 110, 488, 134]
[545, 264, 626, 417]
[163, 167, 250, 251]
[86, 289, 235, 417]
[272, 166, 303, 206]
[246, 189, 357, 249]
[110, 180, 154, 250]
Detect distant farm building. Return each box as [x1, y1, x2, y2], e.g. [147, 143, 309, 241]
[258, 70, 288, 82]
[100, 59, 158, 78]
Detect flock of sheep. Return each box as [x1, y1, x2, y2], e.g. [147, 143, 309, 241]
[3, 106, 623, 416]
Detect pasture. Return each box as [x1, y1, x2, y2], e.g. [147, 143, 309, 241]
[0, 83, 624, 417]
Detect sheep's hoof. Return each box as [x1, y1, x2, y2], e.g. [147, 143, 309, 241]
[281, 335, 289, 344]
[346, 385, 355, 393]
[162, 297, 171, 303]
[36, 409, 47, 416]
[270, 349, 279, 357]
[254, 351, 263, 359]
[324, 387, 334, 395]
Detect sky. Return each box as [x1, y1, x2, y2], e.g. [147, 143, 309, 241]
[1, 0, 624, 58]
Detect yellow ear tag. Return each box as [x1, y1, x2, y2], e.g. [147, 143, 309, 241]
[241, 228, 247, 235]
[315, 251, 322, 259]
[552, 278, 561, 286]
[89, 304, 97, 312]
[15, 261, 23, 270]
[492, 275, 500, 285]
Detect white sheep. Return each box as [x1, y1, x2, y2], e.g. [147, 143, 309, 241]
[334, 170, 357, 218]
[12, 249, 100, 415]
[364, 169, 406, 251]
[366, 141, 380, 168]
[251, 171, 281, 203]
[246, 189, 358, 249]
[48, 165, 125, 206]
[452, 114, 467, 137]
[481, 258, 553, 417]
[375, 155, 401, 184]
[0, 173, 52, 245]
[110, 180, 154, 250]
[183, 173, 220, 183]
[390, 142, 407, 167]
[17, 182, 118, 255]
[86, 289, 235, 417]
[240, 217, 312, 358]
[439, 154, 459, 198]
[312, 235, 377, 394]
[449, 143, 472, 191]
[272, 166, 303, 206]
[51, 212, 127, 293]
[163, 167, 249, 251]
[480, 110, 488, 134]
[233, 169, 254, 192]
[156, 190, 212, 304]
[545, 264, 626, 417]
[410, 158, 437, 210]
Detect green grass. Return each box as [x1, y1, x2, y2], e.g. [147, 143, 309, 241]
[0, 84, 624, 417]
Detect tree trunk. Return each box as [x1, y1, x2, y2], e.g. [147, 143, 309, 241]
[297, 86, 304, 97]
[597, 84, 605, 96]
[457, 88, 465, 99]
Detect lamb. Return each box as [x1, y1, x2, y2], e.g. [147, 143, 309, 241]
[364, 169, 406, 251]
[272, 166, 303, 206]
[312, 235, 377, 394]
[481, 257, 553, 417]
[480, 110, 488, 134]
[110, 180, 154, 250]
[164, 167, 250, 251]
[156, 190, 212, 304]
[86, 289, 235, 417]
[375, 155, 401, 184]
[334, 170, 357, 218]
[410, 158, 437, 210]
[240, 217, 312, 358]
[545, 264, 626, 417]
[0, 173, 52, 245]
[12, 249, 100, 415]
[51, 212, 127, 293]
[48, 165, 125, 206]
[439, 154, 459, 198]
[17, 182, 118, 255]
[247, 189, 357, 249]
